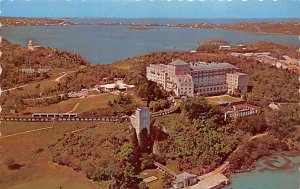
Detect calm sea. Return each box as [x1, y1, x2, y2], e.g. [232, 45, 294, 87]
[1, 18, 300, 64]
[224, 152, 300, 189]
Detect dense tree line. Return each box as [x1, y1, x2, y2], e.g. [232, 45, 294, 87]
[49, 125, 148, 189]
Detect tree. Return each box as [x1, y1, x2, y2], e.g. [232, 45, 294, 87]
[181, 97, 211, 121]
[234, 113, 268, 135]
[80, 161, 96, 179]
[134, 78, 168, 106]
[5, 158, 22, 170]
[162, 173, 173, 188]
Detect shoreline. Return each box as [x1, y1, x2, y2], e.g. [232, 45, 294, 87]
[1, 17, 300, 35]
[223, 150, 300, 188]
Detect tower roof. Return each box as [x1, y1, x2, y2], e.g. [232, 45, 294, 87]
[169, 59, 189, 66]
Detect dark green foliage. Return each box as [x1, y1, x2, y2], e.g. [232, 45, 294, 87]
[5, 158, 22, 170]
[228, 135, 288, 171]
[139, 128, 150, 154]
[149, 99, 171, 112]
[181, 97, 211, 121]
[140, 154, 155, 171]
[80, 161, 96, 179]
[266, 104, 300, 139]
[234, 114, 268, 135]
[133, 77, 168, 106]
[161, 173, 173, 188]
[153, 113, 240, 174]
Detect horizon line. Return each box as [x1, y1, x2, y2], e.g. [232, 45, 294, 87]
[2, 16, 300, 19]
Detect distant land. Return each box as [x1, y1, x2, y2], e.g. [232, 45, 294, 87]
[1, 17, 300, 35]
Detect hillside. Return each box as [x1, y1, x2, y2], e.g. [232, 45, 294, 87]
[113, 41, 300, 104]
[0, 39, 89, 88]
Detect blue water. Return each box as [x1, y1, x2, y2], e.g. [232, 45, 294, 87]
[224, 153, 300, 189]
[2, 25, 299, 64]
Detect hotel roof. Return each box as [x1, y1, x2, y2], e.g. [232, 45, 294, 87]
[169, 59, 189, 66]
[176, 74, 192, 78]
[190, 62, 237, 71]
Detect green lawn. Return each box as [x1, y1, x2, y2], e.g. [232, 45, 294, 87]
[0, 122, 53, 136]
[74, 93, 118, 113]
[24, 98, 80, 113]
[23, 93, 118, 114]
[206, 95, 243, 105]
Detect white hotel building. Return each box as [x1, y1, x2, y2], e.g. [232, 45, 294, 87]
[146, 59, 248, 97]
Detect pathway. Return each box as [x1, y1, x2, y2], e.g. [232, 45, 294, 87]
[154, 161, 177, 177]
[66, 101, 80, 113]
[2, 71, 75, 92]
[0, 121, 55, 139]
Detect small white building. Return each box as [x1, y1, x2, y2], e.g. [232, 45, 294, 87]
[172, 172, 198, 189]
[219, 45, 231, 50]
[37, 68, 50, 74]
[21, 68, 35, 74]
[223, 103, 261, 120]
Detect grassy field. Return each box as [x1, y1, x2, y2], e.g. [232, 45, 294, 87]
[0, 122, 53, 136]
[73, 93, 118, 113]
[23, 98, 80, 113]
[0, 121, 125, 189]
[23, 93, 118, 114]
[206, 95, 243, 105]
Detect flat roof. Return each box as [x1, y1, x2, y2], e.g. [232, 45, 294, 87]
[190, 62, 237, 71]
[191, 173, 229, 189]
[169, 59, 189, 66]
[176, 74, 192, 78]
[175, 172, 197, 182]
[100, 83, 116, 89]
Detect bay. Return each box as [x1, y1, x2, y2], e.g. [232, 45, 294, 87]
[1, 25, 299, 64]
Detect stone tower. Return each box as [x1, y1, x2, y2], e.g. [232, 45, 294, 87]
[130, 107, 150, 136]
[27, 40, 34, 51]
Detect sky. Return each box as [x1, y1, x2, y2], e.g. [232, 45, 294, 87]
[1, 0, 300, 18]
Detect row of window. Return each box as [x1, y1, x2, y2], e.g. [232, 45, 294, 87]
[196, 86, 226, 92]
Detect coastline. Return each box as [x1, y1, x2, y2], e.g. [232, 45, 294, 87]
[1, 17, 300, 35]
[224, 150, 300, 189]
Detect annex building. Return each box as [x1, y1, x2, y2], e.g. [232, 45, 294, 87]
[146, 59, 248, 97]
